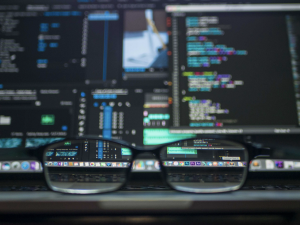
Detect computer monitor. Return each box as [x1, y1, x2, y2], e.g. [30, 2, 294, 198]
[0, 0, 299, 157]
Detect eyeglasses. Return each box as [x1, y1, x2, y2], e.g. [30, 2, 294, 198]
[20, 137, 263, 194]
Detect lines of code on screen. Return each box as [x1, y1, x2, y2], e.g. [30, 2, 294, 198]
[169, 12, 298, 134]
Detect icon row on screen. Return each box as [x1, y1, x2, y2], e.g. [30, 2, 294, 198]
[45, 161, 131, 168]
[0, 161, 42, 172]
[162, 161, 247, 167]
[250, 159, 300, 170]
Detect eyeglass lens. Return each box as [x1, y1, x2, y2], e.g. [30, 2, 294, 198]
[43, 140, 132, 194]
[160, 139, 248, 193]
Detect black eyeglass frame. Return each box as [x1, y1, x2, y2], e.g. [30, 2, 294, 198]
[1, 136, 267, 194]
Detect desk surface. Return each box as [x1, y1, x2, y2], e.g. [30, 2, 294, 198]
[0, 190, 300, 215]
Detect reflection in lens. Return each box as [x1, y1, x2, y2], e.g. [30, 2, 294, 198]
[160, 139, 248, 193]
[43, 140, 132, 194]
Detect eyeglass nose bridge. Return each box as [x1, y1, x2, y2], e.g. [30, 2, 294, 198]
[129, 149, 163, 174]
[125, 148, 170, 187]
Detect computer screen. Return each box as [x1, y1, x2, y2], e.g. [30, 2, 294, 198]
[0, 0, 299, 154]
[167, 4, 300, 134]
